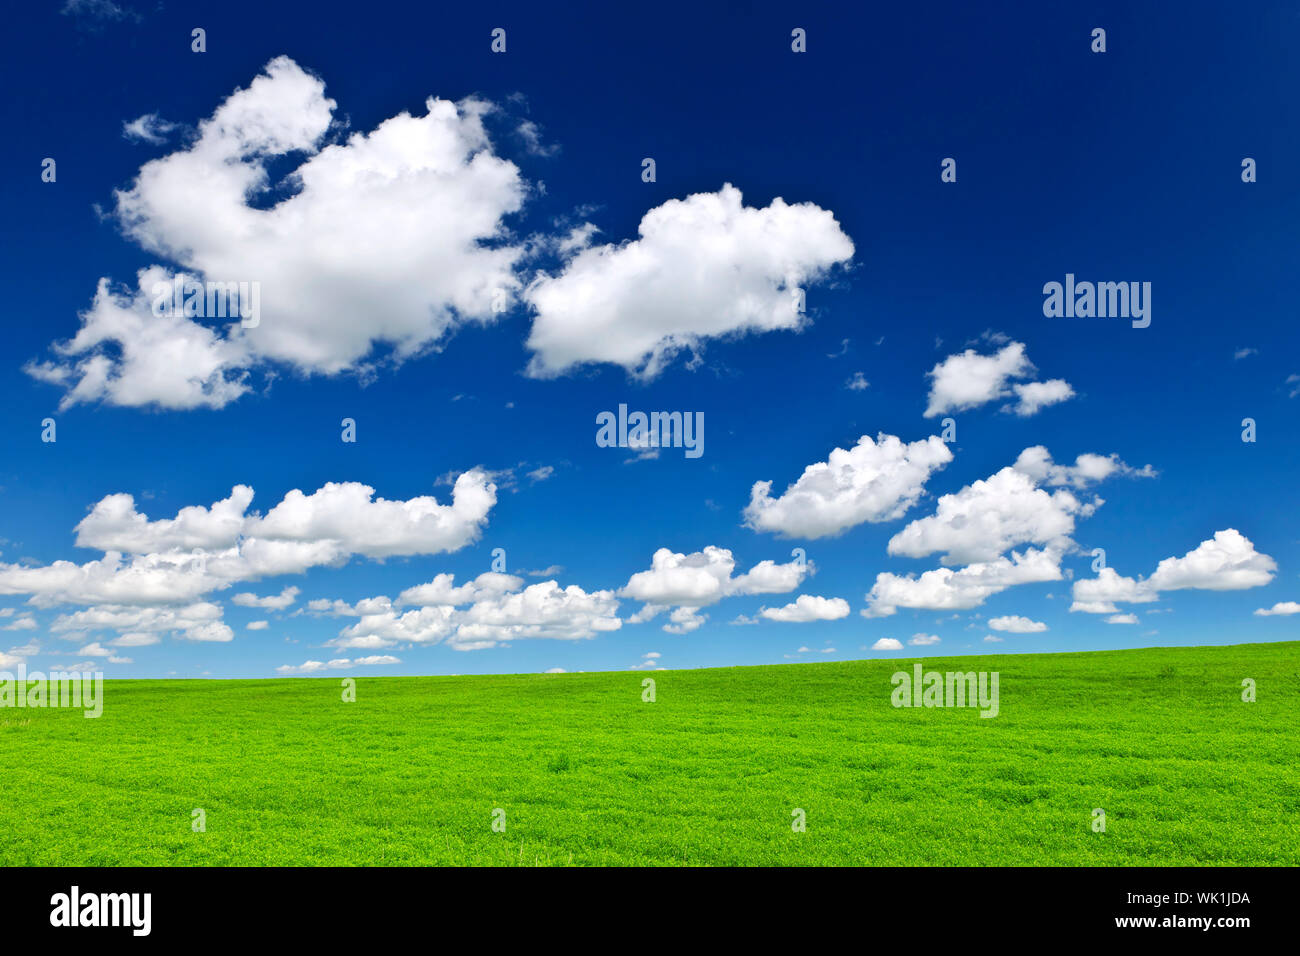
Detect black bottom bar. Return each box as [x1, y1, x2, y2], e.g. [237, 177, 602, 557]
[2, 865, 1280, 942]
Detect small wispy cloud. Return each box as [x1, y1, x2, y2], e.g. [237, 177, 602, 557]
[122, 112, 178, 145]
[62, 0, 141, 25]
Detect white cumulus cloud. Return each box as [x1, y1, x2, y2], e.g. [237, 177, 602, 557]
[1012, 446, 1155, 489]
[924, 341, 1073, 418]
[744, 434, 952, 539]
[987, 615, 1047, 633]
[0, 471, 497, 609]
[1071, 530, 1275, 614]
[887, 466, 1093, 566]
[1147, 529, 1276, 592]
[621, 546, 809, 608]
[1009, 379, 1075, 416]
[1254, 601, 1300, 616]
[760, 595, 850, 623]
[28, 56, 528, 410]
[523, 184, 853, 379]
[864, 547, 1063, 617]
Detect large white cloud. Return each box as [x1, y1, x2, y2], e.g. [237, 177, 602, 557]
[1071, 530, 1275, 613]
[924, 341, 1073, 418]
[25, 268, 258, 410]
[453, 582, 622, 648]
[620, 546, 809, 607]
[744, 434, 952, 539]
[886, 465, 1095, 565]
[1069, 568, 1158, 614]
[1147, 529, 1276, 592]
[619, 546, 810, 634]
[27, 56, 528, 409]
[76, 486, 254, 552]
[329, 577, 621, 652]
[333, 602, 460, 648]
[245, 474, 496, 560]
[0, 470, 497, 607]
[885, 445, 1149, 567]
[864, 547, 1063, 617]
[396, 571, 523, 607]
[828, 444, 1142, 616]
[50, 602, 233, 643]
[523, 184, 853, 378]
[0, 551, 220, 608]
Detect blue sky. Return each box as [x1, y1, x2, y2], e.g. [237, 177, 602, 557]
[1, 0, 1297, 678]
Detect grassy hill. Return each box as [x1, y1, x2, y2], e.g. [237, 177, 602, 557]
[1, 642, 1296, 865]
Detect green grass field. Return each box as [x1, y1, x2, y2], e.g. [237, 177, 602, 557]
[1, 642, 1296, 866]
